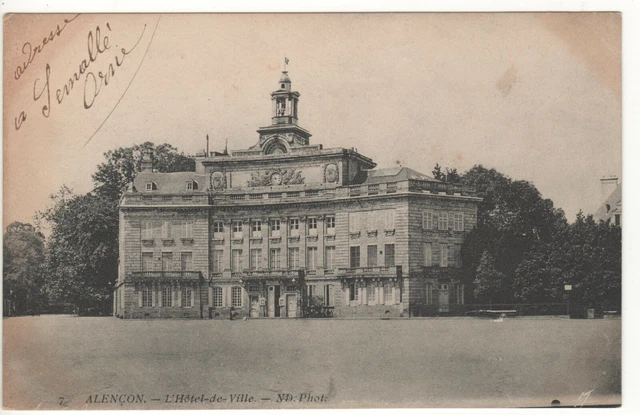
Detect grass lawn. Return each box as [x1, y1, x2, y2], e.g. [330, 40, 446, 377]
[2, 315, 621, 409]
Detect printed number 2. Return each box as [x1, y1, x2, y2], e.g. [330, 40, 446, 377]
[58, 397, 67, 406]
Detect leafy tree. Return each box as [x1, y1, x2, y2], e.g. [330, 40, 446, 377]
[431, 163, 461, 183]
[3, 222, 46, 315]
[432, 163, 445, 181]
[473, 251, 508, 303]
[459, 165, 567, 303]
[37, 143, 195, 314]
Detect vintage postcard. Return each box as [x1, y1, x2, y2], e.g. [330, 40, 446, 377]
[3, 11, 623, 410]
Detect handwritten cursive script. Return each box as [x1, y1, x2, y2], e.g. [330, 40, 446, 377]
[14, 14, 80, 81]
[15, 21, 147, 132]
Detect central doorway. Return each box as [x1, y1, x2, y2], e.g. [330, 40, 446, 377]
[250, 295, 260, 318]
[286, 294, 297, 318]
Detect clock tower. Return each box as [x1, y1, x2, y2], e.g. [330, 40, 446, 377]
[256, 71, 312, 155]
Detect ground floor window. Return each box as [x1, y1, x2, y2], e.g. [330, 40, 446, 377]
[142, 286, 153, 307]
[426, 283, 433, 305]
[162, 286, 172, 307]
[182, 286, 192, 308]
[367, 284, 376, 303]
[212, 287, 223, 307]
[324, 285, 334, 307]
[232, 286, 243, 307]
[349, 283, 359, 301]
[384, 283, 393, 304]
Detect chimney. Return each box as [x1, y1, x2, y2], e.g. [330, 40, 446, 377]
[206, 134, 210, 156]
[600, 175, 618, 200]
[140, 149, 153, 172]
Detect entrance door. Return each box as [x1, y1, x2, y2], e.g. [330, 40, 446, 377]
[438, 284, 450, 312]
[286, 294, 297, 318]
[250, 295, 260, 318]
[267, 286, 275, 318]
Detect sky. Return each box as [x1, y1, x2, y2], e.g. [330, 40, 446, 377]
[3, 13, 621, 229]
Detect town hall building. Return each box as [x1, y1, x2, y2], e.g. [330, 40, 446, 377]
[113, 71, 480, 319]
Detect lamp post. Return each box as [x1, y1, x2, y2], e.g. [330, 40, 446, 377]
[564, 284, 572, 317]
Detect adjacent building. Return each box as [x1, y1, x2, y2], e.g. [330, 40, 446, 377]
[113, 71, 480, 319]
[594, 175, 622, 227]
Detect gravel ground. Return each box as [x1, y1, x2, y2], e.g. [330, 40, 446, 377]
[2, 315, 621, 409]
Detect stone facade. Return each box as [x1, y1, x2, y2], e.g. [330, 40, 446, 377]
[114, 71, 480, 319]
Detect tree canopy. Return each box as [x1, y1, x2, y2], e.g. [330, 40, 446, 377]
[3, 222, 46, 315]
[453, 164, 620, 311]
[32, 143, 196, 314]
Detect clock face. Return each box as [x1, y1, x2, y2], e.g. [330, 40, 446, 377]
[270, 172, 283, 185]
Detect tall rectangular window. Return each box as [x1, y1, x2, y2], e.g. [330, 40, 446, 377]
[181, 286, 192, 308]
[367, 245, 378, 267]
[438, 212, 448, 231]
[326, 216, 336, 235]
[384, 244, 395, 266]
[308, 218, 318, 236]
[350, 246, 361, 268]
[307, 247, 319, 270]
[232, 286, 243, 307]
[162, 253, 173, 272]
[233, 221, 243, 238]
[324, 285, 334, 307]
[454, 213, 464, 231]
[142, 221, 154, 239]
[288, 247, 300, 269]
[384, 282, 393, 303]
[424, 243, 432, 266]
[162, 221, 172, 239]
[142, 286, 153, 307]
[232, 249, 243, 272]
[367, 284, 376, 303]
[251, 220, 262, 237]
[212, 287, 223, 307]
[615, 214, 621, 226]
[454, 244, 462, 268]
[270, 248, 281, 270]
[422, 211, 433, 230]
[349, 212, 360, 233]
[162, 286, 172, 307]
[180, 252, 192, 271]
[142, 252, 153, 271]
[212, 250, 223, 273]
[325, 246, 336, 270]
[440, 244, 448, 267]
[213, 221, 224, 237]
[385, 210, 396, 230]
[270, 219, 281, 237]
[250, 249, 262, 270]
[426, 283, 433, 305]
[367, 211, 376, 231]
[289, 219, 299, 236]
[349, 282, 359, 301]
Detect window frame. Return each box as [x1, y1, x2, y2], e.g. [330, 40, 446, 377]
[231, 286, 243, 307]
[350, 246, 361, 268]
[326, 216, 336, 235]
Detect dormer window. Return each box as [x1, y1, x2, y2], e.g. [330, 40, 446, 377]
[186, 180, 198, 191]
[145, 182, 157, 191]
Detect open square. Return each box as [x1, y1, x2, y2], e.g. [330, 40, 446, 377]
[2, 315, 621, 409]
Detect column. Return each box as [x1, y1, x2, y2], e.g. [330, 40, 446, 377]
[152, 282, 156, 307]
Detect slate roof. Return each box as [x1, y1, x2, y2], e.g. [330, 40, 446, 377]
[133, 172, 209, 193]
[353, 167, 441, 185]
[593, 185, 622, 223]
